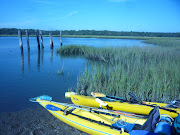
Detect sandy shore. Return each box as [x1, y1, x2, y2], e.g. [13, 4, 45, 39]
[0, 107, 88, 135]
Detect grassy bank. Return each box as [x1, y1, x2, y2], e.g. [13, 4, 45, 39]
[143, 38, 180, 48]
[57, 41, 180, 102]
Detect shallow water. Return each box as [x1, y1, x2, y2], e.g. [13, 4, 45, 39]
[0, 37, 153, 113]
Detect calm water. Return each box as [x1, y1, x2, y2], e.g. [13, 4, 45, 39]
[0, 37, 153, 113]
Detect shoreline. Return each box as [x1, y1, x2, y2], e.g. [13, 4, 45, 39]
[0, 107, 88, 135]
[0, 34, 153, 40]
[1, 35, 179, 40]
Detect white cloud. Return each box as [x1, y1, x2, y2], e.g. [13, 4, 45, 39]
[51, 11, 79, 20]
[67, 11, 79, 17]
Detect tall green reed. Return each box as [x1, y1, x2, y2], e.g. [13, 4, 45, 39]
[57, 44, 180, 102]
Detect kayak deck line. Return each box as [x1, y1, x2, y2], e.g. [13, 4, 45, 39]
[39, 102, 114, 135]
[30, 95, 148, 134]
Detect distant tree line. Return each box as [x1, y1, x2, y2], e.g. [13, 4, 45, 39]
[0, 28, 180, 37]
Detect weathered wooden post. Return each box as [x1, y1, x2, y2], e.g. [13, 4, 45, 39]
[25, 30, 30, 50]
[18, 30, 23, 50]
[49, 32, 53, 49]
[35, 30, 40, 50]
[60, 31, 62, 46]
[39, 30, 44, 48]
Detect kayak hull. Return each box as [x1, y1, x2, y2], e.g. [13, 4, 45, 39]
[70, 95, 179, 118]
[37, 98, 146, 135]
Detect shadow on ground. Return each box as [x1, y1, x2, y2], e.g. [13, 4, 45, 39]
[0, 107, 88, 135]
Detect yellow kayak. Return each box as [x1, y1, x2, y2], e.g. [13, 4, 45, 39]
[70, 94, 180, 118]
[30, 95, 149, 135]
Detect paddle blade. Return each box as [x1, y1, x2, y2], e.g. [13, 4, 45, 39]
[91, 92, 106, 97]
[128, 92, 141, 102]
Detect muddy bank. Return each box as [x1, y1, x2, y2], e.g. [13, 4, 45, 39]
[0, 107, 88, 135]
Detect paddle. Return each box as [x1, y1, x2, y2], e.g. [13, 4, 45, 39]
[91, 92, 127, 102]
[52, 100, 145, 118]
[128, 92, 141, 102]
[91, 92, 142, 103]
[127, 92, 179, 114]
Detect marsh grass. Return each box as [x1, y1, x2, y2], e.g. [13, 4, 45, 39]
[76, 60, 180, 102]
[143, 38, 180, 48]
[57, 40, 180, 102]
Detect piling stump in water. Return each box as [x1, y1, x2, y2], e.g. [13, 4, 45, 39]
[25, 30, 30, 50]
[49, 33, 53, 49]
[18, 30, 23, 50]
[60, 31, 62, 46]
[35, 30, 40, 50]
[39, 30, 44, 48]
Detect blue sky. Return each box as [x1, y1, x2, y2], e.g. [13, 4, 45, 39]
[0, 0, 180, 32]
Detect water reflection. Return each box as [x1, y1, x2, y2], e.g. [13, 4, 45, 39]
[20, 48, 56, 73]
[28, 49, 30, 71]
[37, 50, 40, 71]
[50, 49, 53, 63]
[41, 48, 44, 64]
[21, 49, 24, 74]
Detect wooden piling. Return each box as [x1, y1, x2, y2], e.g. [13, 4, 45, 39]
[60, 31, 62, 46]
[18, 30, 23, 50]
[39, 30, 44, 48]
[49, 33, 53, 49]
[35, 30, 40, 50]
[25, 30, 30, 50]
